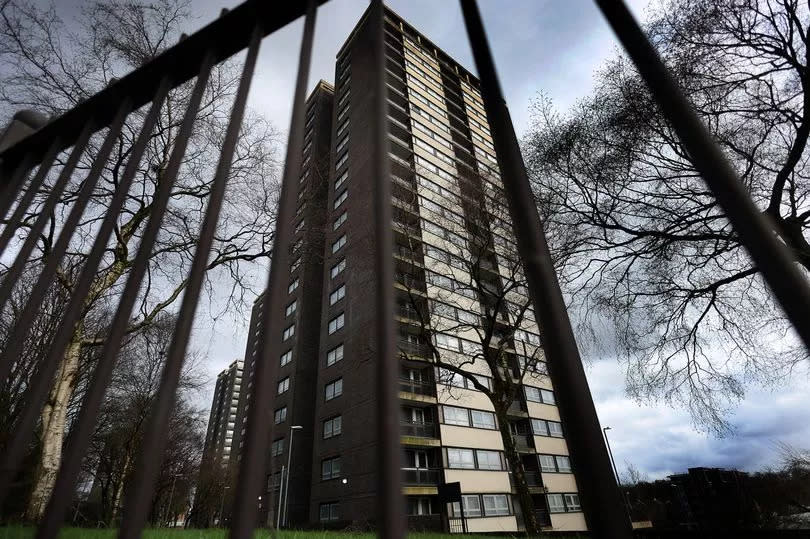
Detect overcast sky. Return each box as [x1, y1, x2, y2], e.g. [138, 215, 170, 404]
[47, 0, 810, 480]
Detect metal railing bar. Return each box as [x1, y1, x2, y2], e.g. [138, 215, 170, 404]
[0, 137, 62, 256]
[371, 0, 404, 537]
[595, 0, 810, 352]
[118, 24, 262, 539]
[0, 154, 34, 221]
[35, 61, 207, 536]
[229, 1, 317, 536]
[0, 100, 131, 397]
[0, 0, 329, 174]
[457, 0, 632, 536]
[0, 123, 94, 314]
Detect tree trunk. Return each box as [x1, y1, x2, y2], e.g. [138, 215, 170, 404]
[25, 333, 83, 521]
[109, 450, 132, 524]
[495, 407, 541, 535]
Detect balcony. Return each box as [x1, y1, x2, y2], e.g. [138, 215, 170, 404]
[509, 470, 544, 489]
[512, 434, 535, 453]
[400, 420, 438, 439]
[397, 340, 431, 358]
[506, 399, 529, 417]
[402, 467, 441, 485]
[399, 377, 435, 396]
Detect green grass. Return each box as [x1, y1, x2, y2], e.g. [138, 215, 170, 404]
[0, 528, 498, 539]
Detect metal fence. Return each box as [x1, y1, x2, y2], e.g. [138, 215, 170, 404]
[1, 0, 810, 537]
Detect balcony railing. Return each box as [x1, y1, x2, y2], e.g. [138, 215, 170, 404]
[509, 470, 543, 488]
[397, 340, 431, 358]
[399, 377, 436, 396]
[400, 420, 438, 438]
[512, 434, 535, 452]
[401, 467, 441, 485]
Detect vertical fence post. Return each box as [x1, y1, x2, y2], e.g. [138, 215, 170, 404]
[457, 0, 632, 536]
[229, 1, 317, 537]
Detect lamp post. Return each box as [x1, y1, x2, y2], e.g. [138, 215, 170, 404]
[602, 427, 620, 485]
[282, 425, 303, 528]
[165, 473, 180, 527]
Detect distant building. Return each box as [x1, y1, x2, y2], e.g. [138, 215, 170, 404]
[202, 360, 243, 466]
[627, 467, 758, 531]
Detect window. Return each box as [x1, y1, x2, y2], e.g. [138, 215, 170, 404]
[274, 407, 287, 424]
[321, 456, 341, 480]
[539, 454, 557, 473]
[323, 415, 342, 438]
[327, 344, 344, 366]
[334, 189, 348, 209]
[329, 284, 346, 305]
[328, 313, 345, 334]
[548, 421, 564, 438]
[456, 495, 481, 517]
[319, 502, 340, 521]
[332, 234, 346, 254]
[447, 448, 475, 469]
[335, 152, 348, 171]
[285, 301, 297, 317]
[443, 406, 469, 426]
[325, 378, 343, 400]
[335, 170, 348, 189]
[541, 389, 556, 405]
[524, 386, 541, 403]
[333, 211, 347, 230]
[471, 410, 496, 429]
[482, 495, 509, 516]
[564, 493, 581, 511]
[531, 419, 549, 436]
[435, 333, 460, 352]
[288, 278, 299, 294]
[330, 258, 346, 279]
[282, 324, 295, 341]
[277, 377, 289, 394]
[271, 438, 284, 456]
[280, 350, 292, 367]
[290, 257, 301, 273]
[556, 456, 572, 473]
[547, 494, 566, 513]
[476, 450, 501, 470]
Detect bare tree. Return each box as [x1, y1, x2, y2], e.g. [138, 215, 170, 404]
[524, 0, 810, 432]
[0, 0, 280, 520]
[79, 314, 205, 527]
[392, 157, 551, 534]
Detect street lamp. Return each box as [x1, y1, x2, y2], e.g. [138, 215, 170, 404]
[282, 425, 303, 528]
[602, 426, 620, 486]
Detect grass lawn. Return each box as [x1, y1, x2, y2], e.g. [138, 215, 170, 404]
[0, 528, 501, 539]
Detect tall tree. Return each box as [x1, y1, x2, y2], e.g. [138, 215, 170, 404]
[0, 0, 280, 519]
[393, 161, 550, 534]
[524, 0, 810, 431]
[79, 315, 205, 527]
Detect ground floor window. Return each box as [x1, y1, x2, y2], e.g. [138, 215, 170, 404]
[319, 502, 340, 521]
[406, 496, 435, 515]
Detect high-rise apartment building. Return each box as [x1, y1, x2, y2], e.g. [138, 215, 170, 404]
[233, 5, 586, 533]
[203, 360, 243, 465]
